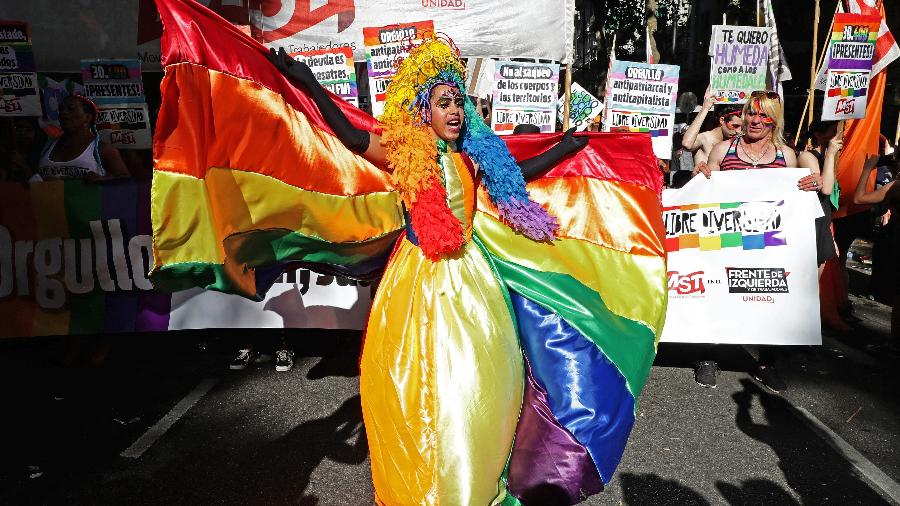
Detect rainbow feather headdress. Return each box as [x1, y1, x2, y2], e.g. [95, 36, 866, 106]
[380, 37, 559, 260]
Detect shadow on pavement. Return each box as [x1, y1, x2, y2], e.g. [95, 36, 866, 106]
[718, 379, 889, 506]
[619, 472, 710, 505]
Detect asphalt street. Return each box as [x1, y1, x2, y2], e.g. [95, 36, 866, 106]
[1, 296, 897, 506]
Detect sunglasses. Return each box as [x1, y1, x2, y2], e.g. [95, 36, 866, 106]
[750, 90, 780, 101]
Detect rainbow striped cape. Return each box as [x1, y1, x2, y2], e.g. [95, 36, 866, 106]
[151, 0, 667, 499]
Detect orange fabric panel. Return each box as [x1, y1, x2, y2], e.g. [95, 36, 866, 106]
[154, 63, 394, 196]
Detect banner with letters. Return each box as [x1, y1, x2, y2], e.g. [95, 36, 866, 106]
[660, 170, 823, 345]
[291, 46, 359, 107]
[363, 21, 434, 118]
[0, 20, 41, 116]
[0, 180, 374, 338]
[252, 0, 575, 63]
[80, 59, 151, 149]
[491, 60, 560, 135]
[603, 60, 679, 159]
[708, 25, 771, 104]
[821, 13, 880, 121]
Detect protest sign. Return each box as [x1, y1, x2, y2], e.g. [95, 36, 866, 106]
[708, 25, 771, 104]
[0, 20, 40, 116]
[604, 60, 679, 159]
[821, 13, 881, 121]
[0, 180, 374, 338]
[558, 81, 602, 131]
[252, 0, 574, 64]
[291, 46, 359, 107]
[465, 57, 495, 99]
[81, 59, 151, 149]
[80, 59, 145, 105]
[363, 21, 434, 117]
[660, 170, 823, 345]
[96, 104, 153, 149]
[491, 61, 560, 135]
[0, 72, 41, 116]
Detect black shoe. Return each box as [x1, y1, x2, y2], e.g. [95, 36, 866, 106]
[275, 349, 294, 372]
[229, 348, 257, 370]
[695, 361, 718, 388]
[753, 365, 787, 393]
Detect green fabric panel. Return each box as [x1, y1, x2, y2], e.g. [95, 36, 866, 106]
[489, 256, 657, 398]
[227, 229, 401, 267]
[64, 181, 103, 333]
[68, 292, 106, 334]
[830, 180, 840, 210]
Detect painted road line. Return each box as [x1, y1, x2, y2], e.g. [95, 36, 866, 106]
[789, 404, 900, 505]
[121, 378, 219, 459]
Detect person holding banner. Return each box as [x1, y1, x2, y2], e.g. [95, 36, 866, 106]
[797, 120, 842, 271]
[266, 37, 659, 505]
[36, 95, 129, 181]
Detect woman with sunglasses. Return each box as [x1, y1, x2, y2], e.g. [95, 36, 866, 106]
[696, 91, 806, 394]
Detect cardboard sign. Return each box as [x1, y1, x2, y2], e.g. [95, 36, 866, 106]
[558, 82, 602, 131]
[709, 25, 771, 104]
[363, 20, 435, 118]
[291, 46, 359, 107]
[490, 60, 560, 135]
[0, 72, 41, 116]
[660, 170, 823, 345]
[96, 104, 152, 149]
[80, 59, 145, 105]
[604, 60, 679, 159]
[822, 13, 880, 121]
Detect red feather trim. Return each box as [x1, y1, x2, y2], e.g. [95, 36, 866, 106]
[410, 180, 465, 261]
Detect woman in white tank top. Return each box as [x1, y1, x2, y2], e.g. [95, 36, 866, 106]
[37, 95, 129, 180]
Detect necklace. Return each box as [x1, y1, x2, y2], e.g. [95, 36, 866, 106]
[739, 139, 771, 167]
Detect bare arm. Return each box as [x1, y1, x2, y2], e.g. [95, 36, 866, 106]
[681, 90, 715, 151]
[853, 154, 887, 204]
[698, 139, 731, 178]
[98, 143, 130, 178]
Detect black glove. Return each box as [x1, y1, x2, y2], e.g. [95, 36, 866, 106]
[267, 47, 370, 154]
[518, 127, 588, 180]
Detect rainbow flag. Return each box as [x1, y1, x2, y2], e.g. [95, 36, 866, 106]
[151, 0, 666, 501]
[0, 180, 169, 337]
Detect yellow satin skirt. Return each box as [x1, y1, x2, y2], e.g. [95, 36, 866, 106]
[360, 236, 524, 506]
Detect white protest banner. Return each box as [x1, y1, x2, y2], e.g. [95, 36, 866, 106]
[80, 59, 145, 105]
[0, 72, 42, 116]
[660, 170, 823, 345]
[821, 13, 880, 121]
[491, 61, 560, 135]
[251, 0, 575, 63]
[464, 57, 495, 100]
[96, 104, 152, 149]
[168, 269, 374, 330]
[558, 82, 602, 132]
[604, 60, 679, 159]
[291, 46, 359, 107]
[363, 21, 434, 118]
[709, 25, 771, 104]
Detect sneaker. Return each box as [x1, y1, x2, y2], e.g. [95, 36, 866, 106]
[229, 348, 257, 370]
[753, 365, 787, 393]
[275, 349, 294, 372]
[694, 360, 718, 388]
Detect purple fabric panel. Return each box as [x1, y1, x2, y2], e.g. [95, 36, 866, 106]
[508, 359, 604, 505]
[102, 182, 139, 332]
[134, 179, 171, 331]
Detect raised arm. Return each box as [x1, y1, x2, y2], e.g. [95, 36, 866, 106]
[854, 153, 893, 204]
[682, 89, 715, 151]
[268, 48, 386, 168]
[517, 128, 587, 180]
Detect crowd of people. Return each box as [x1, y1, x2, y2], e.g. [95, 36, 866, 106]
[663, 85, 899, 392]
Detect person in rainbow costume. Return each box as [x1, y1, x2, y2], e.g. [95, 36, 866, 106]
[149, 1, 668, 503]
[270, 38, 588, 504]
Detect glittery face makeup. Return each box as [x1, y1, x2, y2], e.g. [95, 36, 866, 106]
[429, 84, 465, 142]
